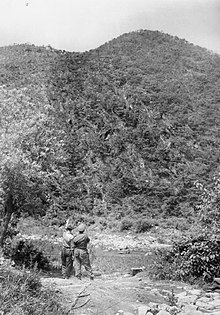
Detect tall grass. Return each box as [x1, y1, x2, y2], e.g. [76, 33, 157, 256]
[0, 266, 68, 315]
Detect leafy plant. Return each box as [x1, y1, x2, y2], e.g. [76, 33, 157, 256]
[134, 218, 156, 233]
[149, 232, 220, 283]
[3, 239, 50, 270]
[120, 218, 133, 231]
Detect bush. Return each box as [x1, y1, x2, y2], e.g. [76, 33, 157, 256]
[3, 239, 50, 270]
[0, 267, 68, 315]
[134, 218, 156, 233]
[149, 232, 220, 283]
[120, 218, 133, 231]
[158, 217, 189, 231]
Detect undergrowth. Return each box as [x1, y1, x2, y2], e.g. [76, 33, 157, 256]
[149, 231, 220, 283]
[0, 266, 68, 315]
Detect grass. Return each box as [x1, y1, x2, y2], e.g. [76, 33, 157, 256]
[0, 265, 68, 315]
[92, 249, 153, 274]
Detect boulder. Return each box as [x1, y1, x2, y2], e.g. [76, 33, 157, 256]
[182, 304, 199, 313]
[177, 294, 198, 306]
[148, 302, 158, 310]
[169, 306, 180, 314]
[131, 268, 144, 276]
[187, 289, 201, 296]
[196, 299, 219, 311]
[157, 303, 170, 311]
[137, 305, 151, 315]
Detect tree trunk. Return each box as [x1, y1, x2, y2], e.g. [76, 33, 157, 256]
[0, 193, 14, 249]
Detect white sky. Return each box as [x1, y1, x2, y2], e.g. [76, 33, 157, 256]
[0, 0, 219, 53]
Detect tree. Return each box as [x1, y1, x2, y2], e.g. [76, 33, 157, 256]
[0, 84, 67, 249]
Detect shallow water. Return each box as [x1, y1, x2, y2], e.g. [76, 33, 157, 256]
[43, 247, 154, 278]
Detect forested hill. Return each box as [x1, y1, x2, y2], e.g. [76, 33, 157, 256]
[0, 30, 220, 228]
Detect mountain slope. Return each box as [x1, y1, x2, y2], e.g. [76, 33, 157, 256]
[0, 30, 220, 227]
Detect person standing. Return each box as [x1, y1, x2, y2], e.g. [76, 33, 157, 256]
[73, 223, 94, 280]
[61, 223, 74, 279]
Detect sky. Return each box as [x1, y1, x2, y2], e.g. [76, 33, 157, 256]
[0, 0, 219, 53]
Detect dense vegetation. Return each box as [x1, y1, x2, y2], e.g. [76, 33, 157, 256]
[0, 30, 220, 244]
[0, 266, 68, 314]
[150, 231, 220, 283]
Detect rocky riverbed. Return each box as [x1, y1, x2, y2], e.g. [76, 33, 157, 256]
[18, 228, 220, 314]
[41, 272, 220, 315]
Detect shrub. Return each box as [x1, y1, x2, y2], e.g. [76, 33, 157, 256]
[120, 218, 133, 231]
[158, 217, 189, 231]
[134, 218, 155, 233]
[0, 266, 68, 315]
[3, 239, 50, 270]
[149, 232, 220, 283]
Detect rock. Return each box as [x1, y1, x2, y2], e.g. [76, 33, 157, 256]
[122, 273, 131, 278]
[157, 310, 170, 315]
[209, 292, 220, 298]
[177, 294, 198, 306]
[148, 302, 158, 310]
[119, 249, 130, 254]
[207, 299, 220, 308]
[158, 303, 169, 311]
[196, 296, 211, 304]
[146, 313, 153, 315]
[169, 306, 180, 314]
[196, 298, 220, 310]
[179, 310, 203, 315]
[176, 292, 187, 299]
[187, 289, 201, 296]
[144, 252, 152, 256]
[182, 304, 199, 313]
[131, 268, 144, 276]
[137, 305, 151, 315]
[214, 277, 220, 284]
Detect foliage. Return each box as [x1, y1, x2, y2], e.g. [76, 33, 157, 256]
[195, 172, 220, 228]
[120, 218, 134, 231]
[0, 266, 68, 315]
[134, 218, 156, 233]
[3, 239, 50, 270]
[149, 232, 220, 283]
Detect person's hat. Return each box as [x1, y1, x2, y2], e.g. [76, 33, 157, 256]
[78, 223, 86, 232]
[66, 224, 73, 230]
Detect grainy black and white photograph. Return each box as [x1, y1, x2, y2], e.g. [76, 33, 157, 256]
[0, 1, 220, 314]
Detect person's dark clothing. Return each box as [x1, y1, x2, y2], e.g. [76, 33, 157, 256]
[73, 233, 90, 250]
[73, 232, 93, 279]
[61, 230, 74, 278]
[61, 247, 73, 278]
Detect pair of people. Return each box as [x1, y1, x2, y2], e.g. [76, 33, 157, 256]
[61, 223, 94, 280]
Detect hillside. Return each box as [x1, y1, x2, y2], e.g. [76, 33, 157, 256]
[0, 30, 220, 232]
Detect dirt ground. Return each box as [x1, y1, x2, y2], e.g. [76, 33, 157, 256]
[41, 272, 190, 315]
